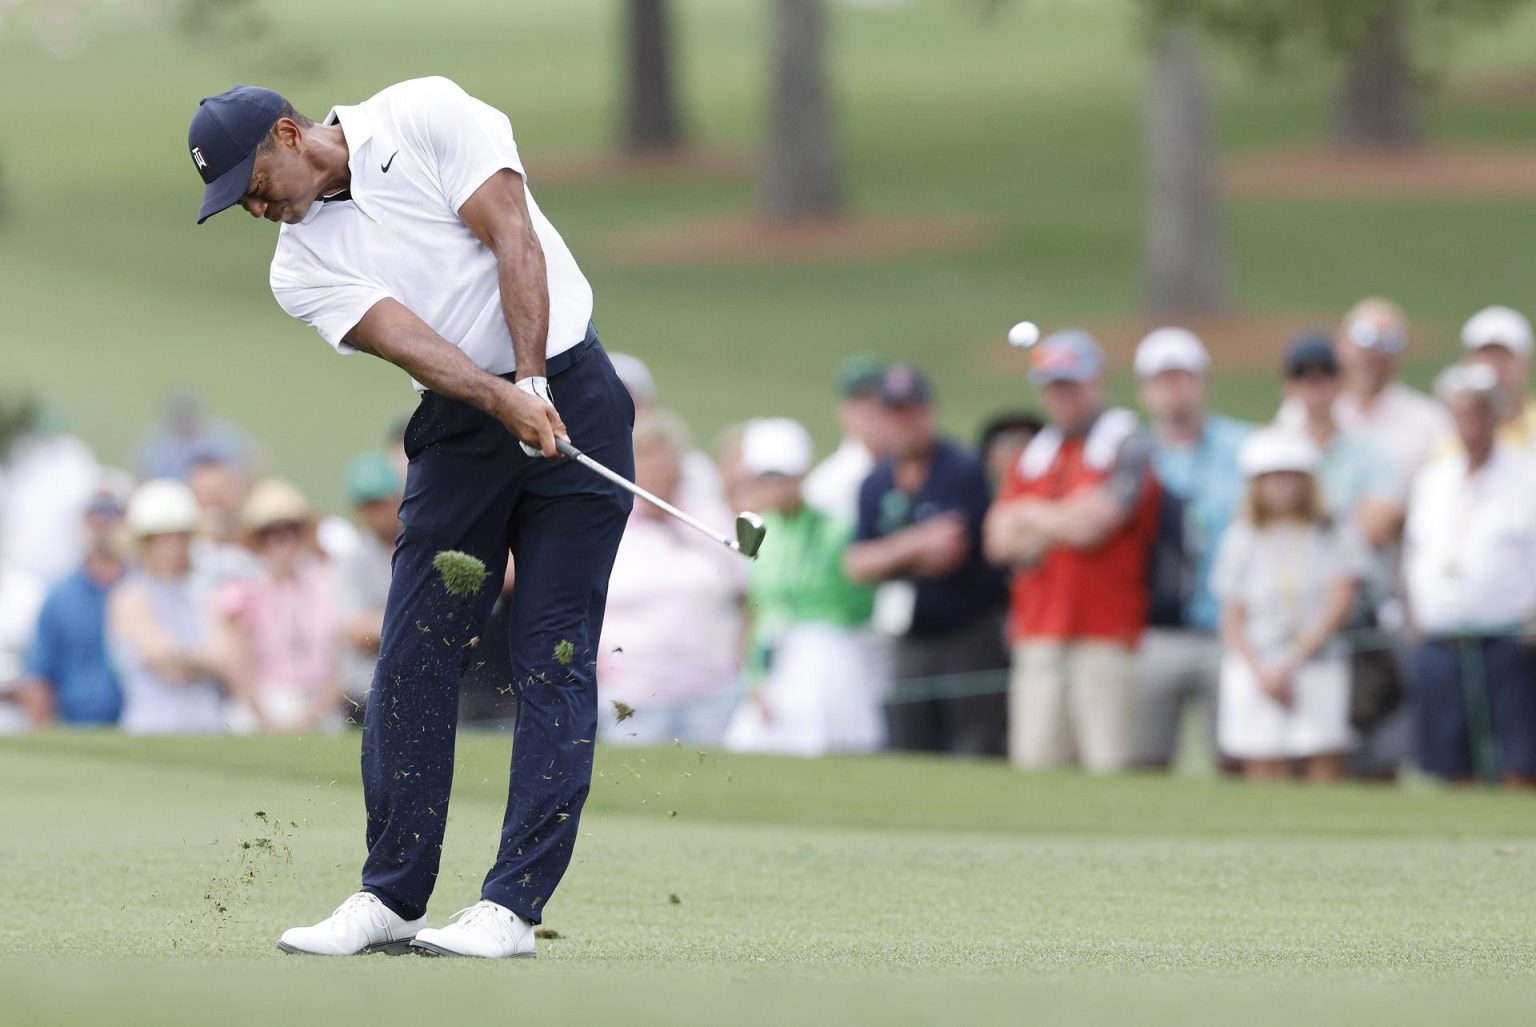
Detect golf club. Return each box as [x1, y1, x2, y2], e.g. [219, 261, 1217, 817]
[554, 438, 767, 558]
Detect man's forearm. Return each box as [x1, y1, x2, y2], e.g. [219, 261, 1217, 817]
[346, 300, 510, 418]
[497, 237, 550, 380]
[844, 532, 919, 584]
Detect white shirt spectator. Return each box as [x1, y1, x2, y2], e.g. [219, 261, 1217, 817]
[0, 432, 99, 586]
[803, 437, 875, 525]
[270, 76, 592, 387]
[1405, 446, 1536, 635]
[0, 565, 45, 734]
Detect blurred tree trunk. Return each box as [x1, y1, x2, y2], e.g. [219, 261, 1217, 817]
[765, 0, 842, 219]
[1142, 20, 1227, 314]
[1332, 0, 1422, 148]
[622, 0, 686, 152]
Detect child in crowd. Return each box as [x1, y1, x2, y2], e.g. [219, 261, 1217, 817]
[725, 418, 883, 756]
[1213, 429, 1364, 781]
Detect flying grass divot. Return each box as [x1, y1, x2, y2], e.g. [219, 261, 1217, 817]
[433, 550, 488, 597]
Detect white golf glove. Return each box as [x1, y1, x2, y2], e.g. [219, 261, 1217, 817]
[515, 376, 556, 457]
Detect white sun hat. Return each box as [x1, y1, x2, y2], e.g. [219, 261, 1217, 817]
[126, 479, 201, 537]
[741, 418, 815, 478]
[1460, 306, 1533, 356]
[1239, 429, 1321, 478]
[1134, 327, 1210, 378]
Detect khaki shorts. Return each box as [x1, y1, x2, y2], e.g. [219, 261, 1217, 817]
[1009, 640, 1137, 773]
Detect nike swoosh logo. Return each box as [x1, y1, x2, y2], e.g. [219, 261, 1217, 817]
[381, 150, 399, 173]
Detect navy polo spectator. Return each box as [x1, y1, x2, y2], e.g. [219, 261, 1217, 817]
[845, 364, 1009, 757]
[22, 477, 134, 726]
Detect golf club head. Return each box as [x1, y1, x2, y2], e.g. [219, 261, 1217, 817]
[734, 512, 767, 558]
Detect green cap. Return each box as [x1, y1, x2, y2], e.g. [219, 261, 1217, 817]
[837, 354, 887, 399]
[347, 453, 403, 505]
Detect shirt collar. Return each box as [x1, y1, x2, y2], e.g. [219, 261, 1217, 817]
[315, 103, 380, 222]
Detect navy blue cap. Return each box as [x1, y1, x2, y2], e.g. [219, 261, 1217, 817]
[188, 86, 285, 224]
[878, 363, 933, 407]
[1284, 332, 1340, 378]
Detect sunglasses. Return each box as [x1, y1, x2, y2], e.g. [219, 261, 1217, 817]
[255, 520, 306, 541]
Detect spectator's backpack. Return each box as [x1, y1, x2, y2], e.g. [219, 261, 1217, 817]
[1145, 465, 1195, 629]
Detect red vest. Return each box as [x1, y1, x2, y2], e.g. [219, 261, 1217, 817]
[1000, 414, 1160, 647]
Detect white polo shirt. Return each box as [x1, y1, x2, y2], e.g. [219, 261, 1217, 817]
[1404, 445, 1536, 634]
[269, 76, 592, 388]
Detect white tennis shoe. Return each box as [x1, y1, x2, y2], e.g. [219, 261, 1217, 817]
[276, 891, 425, 956]
[410, 900, 536, 958]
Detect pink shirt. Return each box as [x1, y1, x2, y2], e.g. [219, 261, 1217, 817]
[599, 507, 746, 708]
[214, 560, 340, 692]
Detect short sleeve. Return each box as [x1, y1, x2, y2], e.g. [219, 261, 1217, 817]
[22, 593, 61, 682]
[1359, 439, 1406, 505]
[270, 240, 393, 353]
[407, 77, 526, 214]
[1324, 523, 1370, 584]
[1209, 521, 1252, 601]
[1101, 432, 1151, 511]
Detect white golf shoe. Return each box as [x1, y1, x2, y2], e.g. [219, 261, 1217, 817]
[410, 900, 536, 958]
[276, 891, 425, 956]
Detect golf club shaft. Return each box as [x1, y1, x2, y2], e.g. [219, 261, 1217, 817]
[555, 438, 738, 551]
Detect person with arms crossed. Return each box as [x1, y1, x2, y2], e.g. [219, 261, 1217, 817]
[187, 76, 634, 958]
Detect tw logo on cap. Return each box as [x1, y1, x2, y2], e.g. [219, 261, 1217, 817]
[191, 146, 208, 171]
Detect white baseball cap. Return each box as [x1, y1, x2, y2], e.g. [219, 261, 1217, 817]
[608, 352, 658, 406]
[126, 479, 201, 537]
[1239, 429, 1320, 478]
[741, 418, 814, 478]
[1460, 305, 1533, 356]
[1134, 327, 1210, 378]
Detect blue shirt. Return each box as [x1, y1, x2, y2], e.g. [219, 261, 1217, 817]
[1317, 430, 1402, 518]
[24, 567, 123, 725]
[1149, 414, 1253, 631]
[856, 437, 1007, 638]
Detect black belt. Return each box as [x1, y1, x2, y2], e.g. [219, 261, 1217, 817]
[500, 322, 598, 382]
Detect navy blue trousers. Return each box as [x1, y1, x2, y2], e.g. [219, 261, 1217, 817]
[360, 335, 633, 924]
[1412, 636, 1536, 782]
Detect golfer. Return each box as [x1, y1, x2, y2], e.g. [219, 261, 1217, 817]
[188, 77, 634, 957]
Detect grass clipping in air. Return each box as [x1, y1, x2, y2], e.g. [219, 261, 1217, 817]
[433, 550, 489, 597]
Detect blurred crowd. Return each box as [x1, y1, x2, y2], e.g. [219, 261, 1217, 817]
[3, 298, 1535, 788]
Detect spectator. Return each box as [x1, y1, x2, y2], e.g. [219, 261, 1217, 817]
[724, 418, 882, 756]
[1214, 430, 1364, 781]
[1132, 327, 1252, 771]
[20, 474, 134, 728]
[977, 410, 1045, 496]
[983, 330, 1160, 773]
[1404, 364, 1536, 787]
[1281, 333, 1411, 778]
[210, 479, 344, 734]
[846, 364, 1009, 757]
[804, 355, 887, 522]
[186, 451, 261, 589]
[335, 454, 403, 721]
[1460, 305, 1536, 452]
[133, 390, 255, 482]
[609, 352, 724, 514]
[107, 480, 227, 734]
[0, 561, 45, 733]
[1314, 298, 1450, 484]
[598, 411, 745, 746]
[0, 407, 99, 586]
[1280, 334, 1404, 543]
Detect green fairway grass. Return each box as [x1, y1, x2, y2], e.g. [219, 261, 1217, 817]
[1, 733, 1533, 1025]
[4, 0, 1536, 507]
